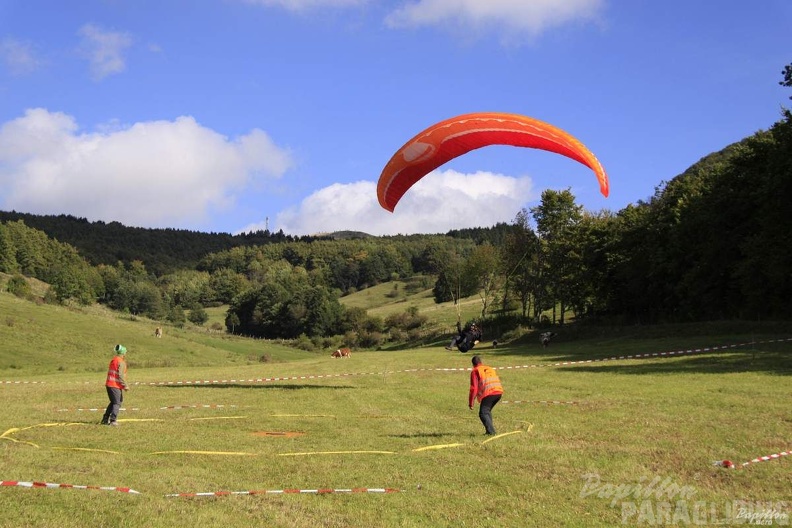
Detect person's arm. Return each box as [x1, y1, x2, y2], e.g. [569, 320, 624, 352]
[118, 361, 128, 390]
[468, 369, 479, 409]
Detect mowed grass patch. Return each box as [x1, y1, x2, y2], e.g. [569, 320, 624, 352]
[339, 278, 484, 330]
[1, 334, 790, 527]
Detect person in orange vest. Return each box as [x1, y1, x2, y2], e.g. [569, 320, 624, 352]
[101, 344, 130, 426]
[468, 355, 504, 435]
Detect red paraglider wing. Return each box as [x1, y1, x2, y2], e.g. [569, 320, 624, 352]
[377, 112, 609, 212]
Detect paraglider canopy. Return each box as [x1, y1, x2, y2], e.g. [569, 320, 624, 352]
[377, 112, 609, 212]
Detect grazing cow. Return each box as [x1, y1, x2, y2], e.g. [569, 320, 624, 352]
[155, 327, 163, 338]
[540, 332, 557, 348]
[331, 347, 351, 358]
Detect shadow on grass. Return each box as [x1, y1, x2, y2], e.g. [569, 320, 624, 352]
[555, 351, 791, 376]
[388, 432, 455, 439]
[154, 383, 357, 390]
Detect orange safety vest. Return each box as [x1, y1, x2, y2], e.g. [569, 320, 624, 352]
[106, 356, 127, 389]
[472, 364, 503, 402]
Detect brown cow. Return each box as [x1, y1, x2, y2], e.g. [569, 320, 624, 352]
[331, 347, 351, 358]
[155, 327, 163, 338]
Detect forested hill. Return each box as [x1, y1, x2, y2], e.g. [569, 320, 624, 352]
[0, 213, 515, 276]
[0, 212, 319, 275]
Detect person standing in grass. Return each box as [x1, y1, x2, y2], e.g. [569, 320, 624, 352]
[101, 344, 129, 426]
[468, 355, 503, 435]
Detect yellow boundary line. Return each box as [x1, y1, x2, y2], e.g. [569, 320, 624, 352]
[412, 443, 465, 452]
[482, 430, 523, 444]
[2, 421, 526, 456]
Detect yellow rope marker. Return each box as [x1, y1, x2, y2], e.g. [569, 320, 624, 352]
[149, 450, 258, 456]
[2, 422, 83, 445]
[411, 443, 465, 452]
[188, 416, 247, 421]
[12, 422, 83, 432]
[117, 418, 165, 423]
[0, 427, 20, 438]
[52, 447, 120, 454]
[0, 436, 39, 448]
[482, 430, 523, 445]
[278, 450, 396, 457]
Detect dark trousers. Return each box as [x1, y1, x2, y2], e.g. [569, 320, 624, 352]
[102, 387, 123, 424]
[478, 394, 502, 435]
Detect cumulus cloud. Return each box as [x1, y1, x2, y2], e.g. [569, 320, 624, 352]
[0, 108, 293, 229]
[0, 37, 41, 75]
[268, 169, 534, 236]
[78, 24, 133, 80]
[385, 0, 605, 38]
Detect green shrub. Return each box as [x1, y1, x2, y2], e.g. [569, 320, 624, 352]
[6, 274, 30, 299]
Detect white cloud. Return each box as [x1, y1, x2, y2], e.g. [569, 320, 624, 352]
[385, 0, 605, 38]
[78, 24, 133, 80]
[240, 0, 368, 12]
[269, 169, 534, 236]
[0, 108, 293, 229]
[0, 37, 41, 75]
[236, 0, 603, 40]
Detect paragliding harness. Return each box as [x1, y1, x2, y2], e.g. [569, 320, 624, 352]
[540, 332, 557, 348]
[445, 272, 481, 352]
[456, 321, 482, 353]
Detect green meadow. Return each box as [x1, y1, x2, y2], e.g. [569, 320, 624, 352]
[1, 287, 790, 527]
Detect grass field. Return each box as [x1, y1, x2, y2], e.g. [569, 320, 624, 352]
[1, 288, 791, 527]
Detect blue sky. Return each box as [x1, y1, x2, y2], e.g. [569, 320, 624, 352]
[1, 1, 789, 236]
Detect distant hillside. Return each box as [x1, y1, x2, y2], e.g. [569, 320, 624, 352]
[0, 211, 320, 275]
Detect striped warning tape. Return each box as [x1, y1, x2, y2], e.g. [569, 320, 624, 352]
[0, 480, 140, 494]
[3, 338, 790, 387]
[715, 450, 790, 469]
[491, 338, 792, 372]
[56, 405, 237, 412]
[160, 404, 238, 410]
[138, 372, 382, 386]
[165, 487, 401, 497]
[501, 400, 579, 405]
[741, 450, 790, 467]
[1, 381, 93, 385]
[56, 407, 140, 412]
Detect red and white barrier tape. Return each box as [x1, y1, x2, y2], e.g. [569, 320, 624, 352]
[1, 480, 140, 494]
[715, 450, 790, 469]
[3, 338, 790, 387]
[160, 404, 238, 410]
[165, 487, 400, 497]
[501, 400, 579, 405]
[139, 372, 381, 386]
[55, 405, 237, 412]
[56, 407, 139, 412]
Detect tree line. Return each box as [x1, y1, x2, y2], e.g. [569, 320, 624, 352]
[2, 74, 790, 343]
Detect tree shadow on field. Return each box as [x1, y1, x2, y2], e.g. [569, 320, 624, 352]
[155, 383, 357, 390]
[556, 350, 791, 376]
